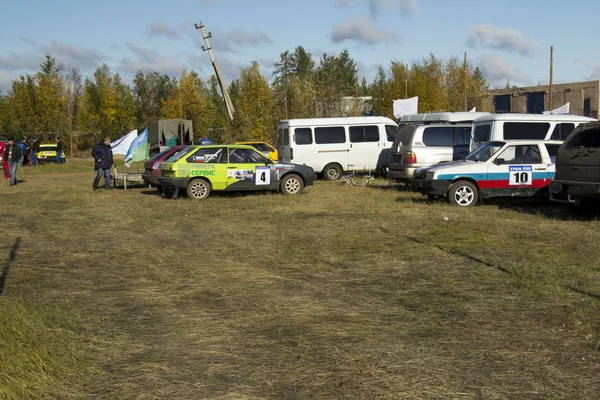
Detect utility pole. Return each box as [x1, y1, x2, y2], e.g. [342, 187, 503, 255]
[178, 85, 183, 144]
[405, 63, 408, 98]
[464, 52, 468, 111]
[549, 46, 554, 111]
[195, 21, 235, 123]
[354, 75, 359, 116]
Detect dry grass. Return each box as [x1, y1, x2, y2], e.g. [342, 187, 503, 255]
[1, 161, 600, 399]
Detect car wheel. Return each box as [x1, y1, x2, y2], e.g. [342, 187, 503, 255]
[323, 163, 342, 181]
[186, 179, 211, 200]
[448, 180, 478, 207]
[155, 184, 163, 194]
[280, 174, 304, 195]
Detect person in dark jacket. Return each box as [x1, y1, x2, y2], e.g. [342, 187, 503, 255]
[30, 137, 40, 166]
[56, 137, 63, 164]
[4, 138, 22, 186]
[92, 137, 113, 190]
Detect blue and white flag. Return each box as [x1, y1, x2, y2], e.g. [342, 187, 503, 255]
[124, 128, 149, 168]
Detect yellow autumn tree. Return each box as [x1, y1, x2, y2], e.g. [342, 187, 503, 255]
[232, 61, 276, 143]
[162, 69, 211, 142]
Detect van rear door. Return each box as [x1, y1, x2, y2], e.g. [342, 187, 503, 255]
[555, 124, 600, 183]
[277, 124, 291, 162]
[388, 125, 414, 170]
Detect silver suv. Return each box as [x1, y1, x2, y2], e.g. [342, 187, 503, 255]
[387, 123, 473, 183]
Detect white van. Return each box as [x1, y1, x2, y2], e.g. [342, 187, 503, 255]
[277, 116, 397, 180]
[471, 114, 596, 152]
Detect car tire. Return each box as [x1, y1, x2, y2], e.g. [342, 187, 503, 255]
[155, 185, 163, 194]
[323, 163, 342, 181]
[448, 180, 478, 207]
[186, 179, 211, 200]
[280, 174, 304, 195]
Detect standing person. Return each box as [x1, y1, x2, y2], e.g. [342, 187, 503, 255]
[4, 138, 22, 186]
[30, 136, 39, 166]
[56, 137, 63, 164]
[92, 137, 113, 190]
[17, 138, 27, 166]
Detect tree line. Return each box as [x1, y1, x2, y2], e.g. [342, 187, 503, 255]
[0, 49, 490, 152]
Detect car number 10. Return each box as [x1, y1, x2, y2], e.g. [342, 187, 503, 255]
[508, 166, 532, 186]
[255, 166, 270, 185]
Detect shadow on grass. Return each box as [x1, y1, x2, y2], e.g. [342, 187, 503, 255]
[0, 237, 21, 296]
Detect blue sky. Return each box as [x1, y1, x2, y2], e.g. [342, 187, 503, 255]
[2, 0, 600, 93]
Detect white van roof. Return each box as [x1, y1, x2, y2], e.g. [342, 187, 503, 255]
[280, 116, 396, 126]
[473, 113, 597, 123]
[399, 112, 491, 123]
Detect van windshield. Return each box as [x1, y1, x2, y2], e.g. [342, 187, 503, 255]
[466, 141, 504, 162]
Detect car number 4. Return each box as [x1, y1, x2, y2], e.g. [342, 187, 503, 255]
[255, 166, 270, 185]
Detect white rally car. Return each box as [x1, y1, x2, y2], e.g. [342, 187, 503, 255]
[410, 140, 562, 206]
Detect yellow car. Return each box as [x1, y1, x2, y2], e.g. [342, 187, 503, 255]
[235, 141, 278, 161]
[37, 144, 66, 164]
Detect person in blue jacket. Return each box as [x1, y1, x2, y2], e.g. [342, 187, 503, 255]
[92, 137, 114, 190]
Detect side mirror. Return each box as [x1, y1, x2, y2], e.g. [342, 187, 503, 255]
[494, 158, 504, 165]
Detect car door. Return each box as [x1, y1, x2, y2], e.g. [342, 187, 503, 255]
[486, 144, 548, 197]
[226, 147, 276, 190]
[186, 147, 228, 190]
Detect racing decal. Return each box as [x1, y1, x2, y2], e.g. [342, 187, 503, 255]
[228, 169, 254, 181]
[508, 166, 532, 186]
[437, 172, 552, 189]
[255, 166, 270, 185]
[191, 169, 216, 177]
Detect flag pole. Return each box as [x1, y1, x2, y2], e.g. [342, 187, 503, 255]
[549, 46, 554, 111]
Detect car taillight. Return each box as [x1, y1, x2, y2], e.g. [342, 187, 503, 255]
[404, 151, 416, 164]
[290, 147, 293, 160]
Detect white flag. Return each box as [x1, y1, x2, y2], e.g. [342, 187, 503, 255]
[110, 129, 138, 155]
[469, 107, 477, 112]
[543, 102, 570, 115]
[393, 96, 419, 119]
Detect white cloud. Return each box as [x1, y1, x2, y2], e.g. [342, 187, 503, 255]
[366, 0, 391, 17]
[331, 17, 398, 45]
[41, 41, 107, 70]
[119, 44, 185, 77]
[148, 23, 179, 40]
[0, 70, 20, 93]
[193, 29, 272, 54]
[399, 0, 417, 15]
[477, 54, 532, 87]
[466, 24, 539, 57]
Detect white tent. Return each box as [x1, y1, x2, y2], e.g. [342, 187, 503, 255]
[111, 129, 137, 155]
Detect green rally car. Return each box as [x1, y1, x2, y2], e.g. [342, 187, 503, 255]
[158, 144, 317, 199]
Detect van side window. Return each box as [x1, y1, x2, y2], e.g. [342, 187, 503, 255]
[550, 123, 575, 140]
[566, 127, 600, 149]
[385, 125, 397, 141]
[503, 122, 549, 140]
[456, 127, 472, 145]
[295, 128, 312, 145]
[422, 127, 455, 146]
[349, 125, 379, 143]
[473, 124, 491, 143]
[283, 129, 289, 145]
[315, 126, 346, 144]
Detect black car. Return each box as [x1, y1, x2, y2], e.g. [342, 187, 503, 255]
[550, 121, 600, 206]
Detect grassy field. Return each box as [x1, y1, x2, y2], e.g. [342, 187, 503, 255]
[1, 160, 599, 399]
